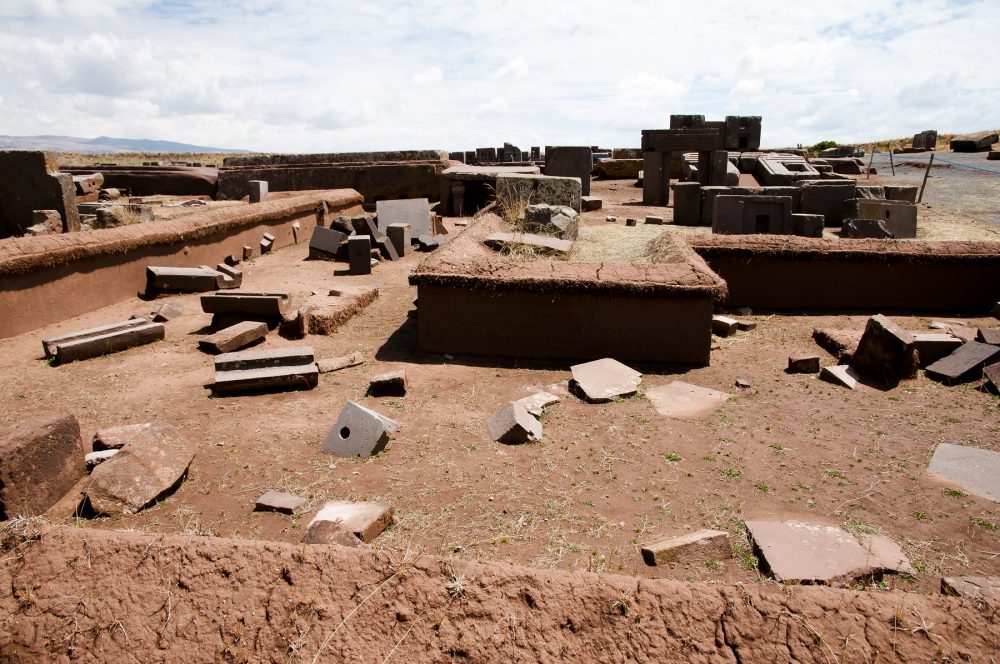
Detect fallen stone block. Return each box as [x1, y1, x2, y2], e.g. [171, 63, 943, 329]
[941, 576, 1000, 601]
[645, 381, 731, 419]
[514, 391, 560, 417]
[523, 204, 579, 240]
[925, 342, 1000, 385]
[416, 234, 441, 251]
[322, 401, 399, 457]
[486, 401, 542, 444]
[85, 449, 118, 472]
[307, 500, 394, 543]
[316, 352, 364, 373]
[929, 321, 977, 343]
[850, 314, 918, 388]
[842, 218, 893, 239]
[308, 226, 347, 260]
[625, 218, 637, 227]
[254, 491, 306, 514]
[736, 320, 756, 331]
[812, 328, 863, 363]
[787, 355, 820, 373]
[215, 263, 243, 288]
[913, 333, 963, 367]
[92, 423, 160, 451]
[985, 362, 1000, 392]
[820, 365, 859, 389]
[644, 215, 664, 225]
[641, 530, 730, 566]
[977, 328, 1000, 346]
[792, 213, 824, 238]
[367, 369, 408, 397]
[746, 519, 914, 584]
[302, 519, 360, 546]
[212, 346, 318, 395]
[201, 291, 290, 317]
[278, 305, 314, 340]
[306, 286, 379, 336]
[146, 266, 230, 293]
[581, 196, 603, 211]
[46, 319, 165, 365]
[242, 245, 253, 261]
[197, 320, 268, 354]
[0, 414, 84, 519]
[73, 173, 104, 195]
[150, 301, 185, 322]
[927, 443, 1000, 503]
[711, 315, 739, 337]
[569, 358, 642, 403]
[483, 232, 573, 256]
[83, 422, 196, 515]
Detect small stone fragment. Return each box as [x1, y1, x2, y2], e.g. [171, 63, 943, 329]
[735, 379, 751, 389]
[316, 352, 364, 374]
[641, 530, 731, 566]
[569, 358, 642, 403]
[819, 365, 859, 389]
[306, 500, 394, 542]
[787, 355, 820, 373]
[367, 369, 408, 397]
[85, 449, 119, 472]
[255, 490, 306, 514]
[486, 401, 541, 444]
[712, 315, 739, 337]
[941, 576, 1000, 600]
[514, 391, 560, 417]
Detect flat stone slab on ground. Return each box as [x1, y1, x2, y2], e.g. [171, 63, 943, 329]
[787, 355, 820, 373]
[570, 358, 642, 403]
[712, 315, 738, 337]
[746, 519, 914, 583]
[581, 196, 603, 211]
[941, 576, 1000, 601]
[305, 286, 379, 336]
[367, 369, 408, 397]
[323, 401, 399, 457]
[146, 266, 226, 293]
[820, 365, 859, 389]
[212, 346, 318, 395]
[0, 414, 84, 519]
[197, 320, 268, 354]
[92, 422, 159, 450]
[151, 301, 185, 322]
[913, 333, 963, 367]
[514, 391, 560, 417]
[255, 490, 306, 514]
[483, 232, 573, 256]
[307, 500, 394, 542]
[486, 401, 542, 444]
[200, 291, 290, 316]
[927, 443, 1000, 502]
[83, 422, 196, 515]
[45, 319, 165, 365]
[930, 321, 976, 343]
[645, 381, 732, 419]
[977, 328, 1000, 346]
[925, 342, 1000, 385]
[641, 530, 731, 566]
[316, 352, 364, 373]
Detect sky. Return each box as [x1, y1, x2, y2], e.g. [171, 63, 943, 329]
[0, 0, 997, 152]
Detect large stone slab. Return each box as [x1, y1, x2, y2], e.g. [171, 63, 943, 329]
[46, 320, 165, 365]
[212, 346, 318, 395]
[913, 333, 963, 367]
[200, 291, 290, 317]
[927, 443, 1000, 502]
[641, 530, 731, 566]
[495, 173, 582, 212]
[83, 422, 196, 515]
[375, 198, 430, 237]
[544, 146, 592, 195]
[941, 576, 1000, 601]
[746, 520, 914, 584]
[570, 358, 642, 403]
[308, 226, 347, 259]
[925, 342, 1000, 385]
[146, 266, 229, 293]
[198, 320, 268, 354]
[322, 401, 399, 457]
[850, 314, 918, 387]
[483, 232, 573, 256]
[645, 381, 731, 419]
[306, 500, 394, 542]
[0, 414, 84, 519]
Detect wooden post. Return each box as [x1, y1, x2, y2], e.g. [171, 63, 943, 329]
[889, 149, 896, 176]
[866, 143, 876, 179]
[918, 153, 934, 203]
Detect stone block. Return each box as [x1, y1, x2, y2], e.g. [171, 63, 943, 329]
[83, 422, 196, 515]
[513, 391, 560, 417]
[701, 186, 755, 228]
[712, 195, 792, 235]
[976, 328, 1000, 346]
[0, 150, 80, 238]
[46, 319, 165, 365]
[0, 414, 84, 519]
[367, 369, 408, 397]
[712, 315, 739, 337]
[581, 196, 603, 211]
[820, 365, 859, 389]
[941, 576, 1000, 601]
[73, 172, 104, 195]
[386, 223, 411, 257]
[842, 218, 893, 239]
[254, 491, 306, 514]
[925, 342, 1000, 385]
[950, 131, 998, 152]
[92, 423, 160, 451]
[375, 198, 431, 237]
[260, 231, 275, 253]
[322, 401, 399, 457]
[483, 232, 573, 256]
[544, 146, 592, 195]
[799, 181, 856, 226]
[850, 314, 918, 387]
[569, 358, 642, 403]
[200, 291, 290, 317]
[625, 218, 637, 227]
[302, 520, 360, 546]
[928, 443, 1000, 502]
[913, 333, 963, 367]
[348, 235, 373, 275]
[146, 266, 227, 293]
[248, 180, 268, 203]
[486, 401, 541, 444]
[307, 500, 394, 542]
[848, 199, 917, 238]
[644, 381, 732, 419]
[641, 529, 730, 566]
[495, 174, 582, 212]
[316, 351, 364, 373]
[523, 204, 579, 240]
[883, 185, 918, 203]
[309, 226, 347, 259]
[644, 216, 664, 225]
[671, 182, 702, 226]
[594, 158, 641, 179]
[787, 355, 820, 373]
[212, 346, 318, 395]
[792, 213, 824, 237]
[198, 320, 268, 354]
[760, 186, 801, 211]
[985, 362, 1000, 391]
[151, 301, 186, 322]
[28, 209, 63, 235]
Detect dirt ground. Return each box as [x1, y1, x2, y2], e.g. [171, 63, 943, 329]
[1, 176, 998, 602]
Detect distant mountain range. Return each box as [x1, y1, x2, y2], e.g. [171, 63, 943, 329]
[0, 135, 247, 154]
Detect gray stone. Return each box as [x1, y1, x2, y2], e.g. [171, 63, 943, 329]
[787, 355, 820, 373]
[348, 235, 373, 275]
[746, 519, 914, 583]
[799, 181, 856, 226]
[483, 232, 573, 256]
[820, 365, 859, 389]
[581, 196, 603, 211]
[416, 234, 442, 251]
[316, 352, 364, 373]
[84, 422, 197, 515]
[641, 530, 731, 566]
[792, 213, 824, 238]
[85, 449, 119, 472]
[375, 198, 430, 236]
[625, 218, 637, 227]
[850, 314, 918, 387]
[0, 151, 79, 238]
[307, 500, 394, 542]
[322, 401, 399, 457]
[985, 362, 1000, 391]
[513, 391, 560, 417]
[200, 291, 290, 317]
[671, 182, 702, 226]
[42, 318, 152, 359]
[927, 443, 1000, 502]
[47, 320, 164, 365]
[367, 369, 408, 397]
[976, 328, 1000, 346]
[198, 320, 268, 354]
[248, 180, 268, 203]
[212, 346, 318, 395]
[151, 301, 186, 322]
[842, 218, 894, 239]
[644, 215, 664, 225]
[386, 223, 411, 257]
[925, 342, 1000, 385]
[260, 232, 275, 253]
[645, 381, 732, 419]
[941, 576, 1000, 600]
[570, 358, 642, 403]
[544, 146, 592, 196]
[848, 199, 917, 238]
[883, 185, 918, 203]
[495, 174, 582, 212]
[146, 266, 227, 293]
[255, 490, 306, 514]
[712, 195, 793, 235]
[486, 401, 542, 444]
[309, 226, 347, 259]
[913, 333, 963, 367]
[92, 423, 159, 451]
[523, 204, 579, 240]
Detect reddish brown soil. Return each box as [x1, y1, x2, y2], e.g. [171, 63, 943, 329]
[0, 178, 998, 660]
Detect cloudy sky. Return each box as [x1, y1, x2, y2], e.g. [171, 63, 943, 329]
[0, 0, 996, 152]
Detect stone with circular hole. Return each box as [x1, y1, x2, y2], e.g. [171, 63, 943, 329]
[321, 401, 400, 458]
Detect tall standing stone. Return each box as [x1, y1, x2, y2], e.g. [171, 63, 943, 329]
[850, 314, 918, 387]
[544, 146, 592, 196]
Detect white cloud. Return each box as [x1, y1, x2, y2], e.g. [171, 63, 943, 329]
[493, 57, 529, 80]
[411, 67, 443, 86]
[475, 96, 510, 115]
